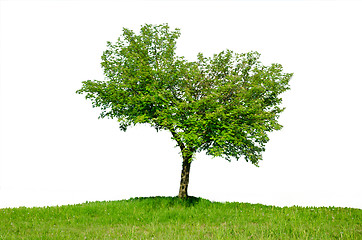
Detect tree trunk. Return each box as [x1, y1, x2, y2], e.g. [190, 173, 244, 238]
[178, 156, 192, 199]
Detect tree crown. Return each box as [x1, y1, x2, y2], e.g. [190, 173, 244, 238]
[76, 24, 293, 166]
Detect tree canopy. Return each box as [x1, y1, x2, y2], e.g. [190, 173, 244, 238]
[76, 23, 293, 198]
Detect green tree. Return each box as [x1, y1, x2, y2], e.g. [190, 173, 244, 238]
[76, 24, 293, 198]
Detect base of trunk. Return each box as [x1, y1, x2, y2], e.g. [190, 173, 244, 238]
[178, 157, 191, 199]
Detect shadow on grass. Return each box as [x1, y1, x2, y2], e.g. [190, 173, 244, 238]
[129, 196, 206, 207]
[184, 196, 202, 206]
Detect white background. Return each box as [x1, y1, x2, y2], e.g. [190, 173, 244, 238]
[1, 0, 361, 209]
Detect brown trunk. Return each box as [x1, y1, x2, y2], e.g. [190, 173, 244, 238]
[178, 156, 192, 199]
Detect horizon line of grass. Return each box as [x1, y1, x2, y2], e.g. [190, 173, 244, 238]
[2, 195, 360, 211]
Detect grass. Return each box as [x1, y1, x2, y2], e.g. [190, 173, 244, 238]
[0, 196, 361, 239]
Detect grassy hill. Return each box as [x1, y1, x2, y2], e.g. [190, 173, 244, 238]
[1, 196, 361, 239]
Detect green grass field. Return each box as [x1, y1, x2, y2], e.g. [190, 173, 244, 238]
[1, 196, 361, 239]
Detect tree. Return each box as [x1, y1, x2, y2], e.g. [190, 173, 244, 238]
[76, 24, 293, 199]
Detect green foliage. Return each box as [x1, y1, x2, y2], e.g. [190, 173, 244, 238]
[1, 197, 360, 239]
[76, 23, 293, 165]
